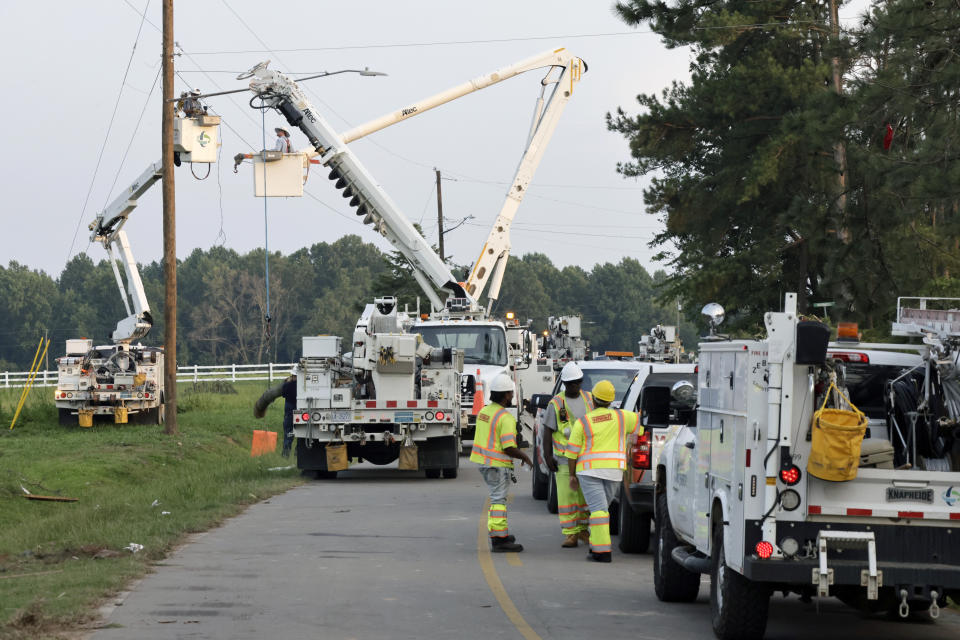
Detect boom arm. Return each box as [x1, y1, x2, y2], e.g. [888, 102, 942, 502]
[88, 161, 162, 343]
[465, 53, 584, 304]
[243, 65, 468, 312]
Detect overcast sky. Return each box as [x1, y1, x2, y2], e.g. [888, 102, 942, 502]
[0, 0, 870, 278]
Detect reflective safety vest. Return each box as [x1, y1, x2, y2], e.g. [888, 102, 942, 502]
[548, 390, 594, 458]
[564, 407, 641, 472]
[470, 403, 517, 468]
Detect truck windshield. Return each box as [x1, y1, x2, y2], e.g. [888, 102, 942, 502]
[417, 326, 508, 366]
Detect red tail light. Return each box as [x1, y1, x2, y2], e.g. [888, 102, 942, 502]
[435, 411, 445, 421]
[632, 431, 651, 469]
[755, 541, 774, 559]
[300, 412, 310, 421]
[779, 465, 801, 486]
[829, 351, 869, 364]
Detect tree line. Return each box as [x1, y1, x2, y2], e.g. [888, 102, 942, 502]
[0, 236, 691, 371]
[609, 0, 960, 334]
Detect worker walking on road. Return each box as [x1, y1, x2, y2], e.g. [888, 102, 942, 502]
[542, 362, 594, 547]
[470, 373, 533, 553]
[565, 379, 640, 563]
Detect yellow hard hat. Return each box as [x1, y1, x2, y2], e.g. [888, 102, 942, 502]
[592, 380, 616, 403]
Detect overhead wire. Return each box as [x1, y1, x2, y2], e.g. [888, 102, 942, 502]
[66, 0, 152, 265]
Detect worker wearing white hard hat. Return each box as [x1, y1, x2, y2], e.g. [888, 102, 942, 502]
[470, 373, 533, 553]
[274, 127, 293, 153]
[542, 362, 595, 547]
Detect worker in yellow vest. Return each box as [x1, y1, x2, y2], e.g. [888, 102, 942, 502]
[470, 373, 533, 552]
[565, 379, 641, 562]
[542, 362, 594, 547]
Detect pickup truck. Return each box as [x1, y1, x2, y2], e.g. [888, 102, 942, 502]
[617, 363, 697, 553]
[654, 294, 960, 639]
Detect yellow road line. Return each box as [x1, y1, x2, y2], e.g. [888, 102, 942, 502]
[477, 499, 542, 640]
[506, 552, 523, 567]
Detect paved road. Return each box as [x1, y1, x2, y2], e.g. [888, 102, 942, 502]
[92, 462, 960, 640]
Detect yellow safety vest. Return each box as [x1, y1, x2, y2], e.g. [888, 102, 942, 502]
[470, 403, 517, 468]
[548, 390, 594, 458]
[564, 407, 641, 472]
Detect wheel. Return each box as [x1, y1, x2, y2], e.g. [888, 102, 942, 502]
[442, 466, 458, 479]
[531, 449, 548, 500]
[609, 498, 620, 536]
[547, 470, 558, 513]
[425, 468, 442, 479]
[710, 517, 769, 639]
[618, 487, 651, 553]
[58, 408, 75, 425]
[653, 490, 700, 602]
[312, 470, 338, 480]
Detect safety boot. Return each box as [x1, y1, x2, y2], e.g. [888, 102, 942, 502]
[561, 534, 579, 548]
[578, 530, 590, 544]
[491, 537, 523, 552]
[587, 551, 612, 563]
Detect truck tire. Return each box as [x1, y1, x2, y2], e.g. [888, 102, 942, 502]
[531, 454, 548, 500]
[441, 466, 458, 479]
[316, 470, 338, 480]
[710, 521, 769, 640]
[547, 471, 558, 514]
[425, 468, 442, 479]
[618, 487, 651, 553]
[653, 490, 700, 602]
[58, 408, 75, 425]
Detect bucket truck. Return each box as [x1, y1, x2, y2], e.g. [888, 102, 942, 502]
[55, 112, 220, 426]
[231, 49, 582, 474]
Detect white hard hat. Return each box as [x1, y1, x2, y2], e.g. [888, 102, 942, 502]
[490, 373, 515, 393]
[560, 362, 584, 383]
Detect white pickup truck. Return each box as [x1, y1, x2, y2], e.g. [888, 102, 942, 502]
[654, 294, 960, 639]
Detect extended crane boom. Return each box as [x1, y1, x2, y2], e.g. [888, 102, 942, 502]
[241, 64, 467, 312]
[88, 161, 162, 343]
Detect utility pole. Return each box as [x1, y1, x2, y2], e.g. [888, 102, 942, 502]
[828, 0, 848, 241]
[161, 0, 177, 435]
[435, 168, 444, 261]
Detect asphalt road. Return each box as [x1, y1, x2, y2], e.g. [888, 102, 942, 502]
[90, 461, 960, 640]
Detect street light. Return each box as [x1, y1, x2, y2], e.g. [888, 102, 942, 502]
[170, 64, 388, 102]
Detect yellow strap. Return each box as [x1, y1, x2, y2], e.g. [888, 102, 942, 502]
[818, 380, 863, 416]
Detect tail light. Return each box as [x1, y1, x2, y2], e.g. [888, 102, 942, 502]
[755, 541, 774, 559]
[300, 412, 310, 422]
[779, 464, 801, 486]
[829, 351, 869, 364]
[435, 411, 446, 421]
[632, 431, 651, 469]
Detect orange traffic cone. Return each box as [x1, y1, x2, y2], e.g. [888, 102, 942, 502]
[471, 369, 484, 415]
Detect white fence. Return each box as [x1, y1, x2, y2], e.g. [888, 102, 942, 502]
[1, 363, 296, 389]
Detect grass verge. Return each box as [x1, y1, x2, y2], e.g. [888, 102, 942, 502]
[0, 381, 301, 638]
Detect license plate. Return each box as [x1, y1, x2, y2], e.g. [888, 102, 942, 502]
[330, 410, 351, 422]
[885, 487, 934, 503]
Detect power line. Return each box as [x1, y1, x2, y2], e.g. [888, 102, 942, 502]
[67, 0, 152, 265]
[184, 30, 656, 56]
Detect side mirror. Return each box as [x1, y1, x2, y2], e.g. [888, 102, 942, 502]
[531, 393, 552, 411]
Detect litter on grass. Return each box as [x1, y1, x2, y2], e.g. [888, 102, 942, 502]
[124, 543, 144, 554]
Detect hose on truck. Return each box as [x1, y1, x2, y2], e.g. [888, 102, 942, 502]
[885, 369, 956, 468]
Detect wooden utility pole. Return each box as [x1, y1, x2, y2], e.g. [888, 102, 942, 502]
[161, 0, 177, 434]
[828, 0, 849, 241]
[435, 168, 445, 261]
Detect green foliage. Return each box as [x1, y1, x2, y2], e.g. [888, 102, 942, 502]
[0, 234, 689, 368]
[609, 0, 960, 332]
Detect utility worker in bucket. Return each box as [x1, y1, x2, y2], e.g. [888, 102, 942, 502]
[542, 362, 594, 548]
[470, 373, 533, 553]
[274, 127, 293, 153]
[565, 379, 640, 563]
